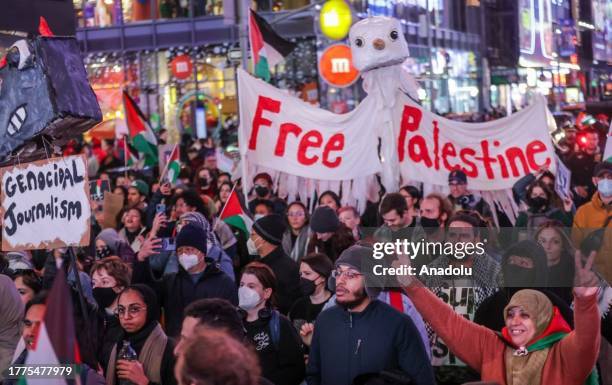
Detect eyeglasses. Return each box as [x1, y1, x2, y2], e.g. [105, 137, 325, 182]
[115, 305, 147, 318]
[331, 269, 363, 280]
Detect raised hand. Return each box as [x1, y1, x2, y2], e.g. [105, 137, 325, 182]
[138, 237, 162, 262]
[391, 254, 415, 289]
[150, 212, 168, 239]
[574, 250, 599, 298]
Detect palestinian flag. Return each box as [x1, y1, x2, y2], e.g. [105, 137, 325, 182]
[249, 9, 296, 81]
[19, 267, 81, 385]
[123, 91, 158, 167]
[162, 144, 181, 184]
[219, 184, 253, 238]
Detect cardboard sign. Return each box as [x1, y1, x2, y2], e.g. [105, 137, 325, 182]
[1, 155, 90, 251]
[89, 179, 111, 201]
[555, 155, 572, 200]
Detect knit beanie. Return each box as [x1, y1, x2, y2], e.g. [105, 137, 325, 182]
[96, 228, 122, 254]
[335, 244, 381, 298]
[253, 214, 286, 246]
[176, 223, 208, 254]
[302, 253, 334, 279]
[310, 206, 340, 233]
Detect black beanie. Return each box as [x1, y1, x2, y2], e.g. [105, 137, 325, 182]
[310, 206, 340, 233]
[253, 214, 286, 246]
[176, 223, 208, 254]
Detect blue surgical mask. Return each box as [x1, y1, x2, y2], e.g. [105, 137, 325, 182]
[598, 179, 612, 198]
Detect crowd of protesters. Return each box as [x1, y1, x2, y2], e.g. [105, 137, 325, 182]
[0, 113, 610, 385]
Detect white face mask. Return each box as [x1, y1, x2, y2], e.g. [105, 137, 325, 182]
[178, 253, 199, 271]
[254, 214, 265, 221]
[238, 286, 262, 310]
[247, 237, 259, 256]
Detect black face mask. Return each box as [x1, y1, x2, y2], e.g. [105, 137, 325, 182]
[93, 287, 118, 309]
[96, 246, 112, 260]
[255, 185, 269, 198]
[527, 196, 548, 211]
[420, 217, 440, 234]
[199, 177, 210, 188]
[299, 277, 317, 297]
[503, 265, 537, 287]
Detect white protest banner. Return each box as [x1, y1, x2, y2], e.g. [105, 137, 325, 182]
[238, 69, 382, 181]
[394, 93, 557, 190]
[1, 155, 90, 251]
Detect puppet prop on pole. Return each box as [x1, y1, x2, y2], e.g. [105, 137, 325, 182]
[0, 19, 102, 165]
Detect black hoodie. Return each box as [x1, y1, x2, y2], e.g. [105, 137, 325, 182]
[474, 240, 574, 331]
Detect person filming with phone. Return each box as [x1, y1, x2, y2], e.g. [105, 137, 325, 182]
[133, 223, 238, 337]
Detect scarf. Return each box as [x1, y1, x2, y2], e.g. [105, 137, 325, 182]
[105, 323, 168, 385]
[501, 298, 598, 385]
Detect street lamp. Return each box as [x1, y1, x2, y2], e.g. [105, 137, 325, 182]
[319, 0, 352, 40]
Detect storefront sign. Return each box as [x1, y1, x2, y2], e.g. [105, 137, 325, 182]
[318, 44, 360, 88]
[238, 69, 556, 190]
[1, 155, 90, 251]
[171, 55, 193, 80]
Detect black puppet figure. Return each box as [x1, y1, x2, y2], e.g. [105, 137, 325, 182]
[0, 18, 101, 164]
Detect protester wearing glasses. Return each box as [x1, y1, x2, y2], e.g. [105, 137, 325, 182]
[282, 201, 312, 263]
[106, 284, 176, 385]
[306, 245, 435, 385]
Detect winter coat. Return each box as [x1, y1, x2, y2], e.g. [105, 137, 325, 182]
[306, 300, 435, 385]
[572, 192, 612, 283]
[132, 257, 238, 337]
[405, 285, 600, 385]
[259, 247, 301, 315]
[0, 275, 24, 382]
[244, 311, 305, 385]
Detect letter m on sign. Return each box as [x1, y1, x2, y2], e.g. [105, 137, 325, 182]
[331, 58, 350, 74]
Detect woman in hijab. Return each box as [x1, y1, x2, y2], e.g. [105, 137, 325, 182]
[394, 251, 601, 385]
[106, 284, 176, 385]
[96, 228, 137, 264]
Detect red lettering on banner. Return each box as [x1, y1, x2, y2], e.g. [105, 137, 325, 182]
[398, 105, 422, 162]
[441, 143, 457, 171]
[323, 134, 344, 168]
[249, 96, 281, 150]
[275, 123, 302, 156]
[298, 131, 324, 165]
[398, 103, 553, 180]
[505, 147, 530, 177]
[248, 95, 348, 168]
[526, 140, 551, 170]
[474, 140, 497, 180]
[459, 148, 478, 177]
[409, 136, 433, 167]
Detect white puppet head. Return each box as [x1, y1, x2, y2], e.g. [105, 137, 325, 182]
[349, 16, 409, 72]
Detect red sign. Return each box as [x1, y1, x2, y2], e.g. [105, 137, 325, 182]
[318, 44, 359, 88]
[171, 55, 193, 80]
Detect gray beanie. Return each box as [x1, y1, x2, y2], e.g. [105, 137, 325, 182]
[335, 245, 381, 298]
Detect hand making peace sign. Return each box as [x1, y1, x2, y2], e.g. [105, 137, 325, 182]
[574, 250, 600, 298]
